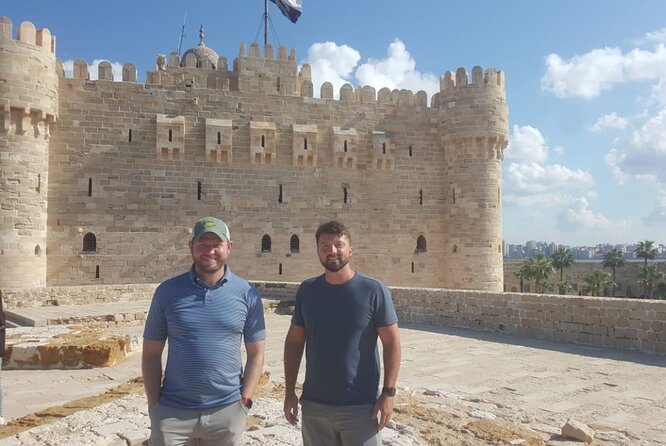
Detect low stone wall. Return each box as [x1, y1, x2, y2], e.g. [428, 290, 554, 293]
[3, 282, 666, 354]
[391, 287, 666, 354]
[1, 284, 158, 309]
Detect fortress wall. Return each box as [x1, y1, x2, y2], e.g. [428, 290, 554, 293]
[3, 282, 665, 355]
[0, 18, 59, 288]
[47, 77, 451, 288]
[391, 288, 666, 355]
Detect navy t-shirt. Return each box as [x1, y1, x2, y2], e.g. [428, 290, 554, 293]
[292, 272, 398, 405]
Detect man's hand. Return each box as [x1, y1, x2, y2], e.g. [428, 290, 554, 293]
[284, 390, 300, 426]
[371, 393, 394, 430]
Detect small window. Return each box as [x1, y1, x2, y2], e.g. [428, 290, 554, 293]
[278, 184, 283, 203]
[409, 145, 413, 157]
[452, 188, 456, 204]
[88, 178, 93, 197]
[382, 142, 386, 154]
[37, 174, 41, 193]
[343, 140, 348, 152]
[277, 77, 281, 92]
[290, 235, 300, 253]
[453, 244, 458, 253]
[278, 263, 283, 275]
[217, 131, 221, 145]
[129, 129, 132, 142]
[343, 187, 348, 204]
[304, 138, 308, 150]
[34, 245, 42, 256]
[197, 181, 202, 200]
[416, 235, 427, 252]
[95, 265, 100, 279]
[168, 129, 173, 142]
[261, 135, 265, 148]
[419, 189, 423, 205]
[83, 232, 97, 252]
[411, 262, 415, 273]
[261, 234, 272, 252]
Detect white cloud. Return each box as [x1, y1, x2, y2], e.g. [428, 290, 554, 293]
[641, 28, 666, 45]
[644, 191, 666, 225]
[557, 197, 627, 232]
[541, 44, 666, 98]
[303, 42, 360, 97]
[505, 125, 550, 163]
[605, 107, 666, 185]
[303, 39, 438, 99]
[504, 162, 595, 207]
[354, 39, 438, 97]
[589, 112, 629, 132]
[61, 59, 124, 81]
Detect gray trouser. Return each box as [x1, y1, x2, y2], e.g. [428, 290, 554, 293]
[149, 400, 247, 446]
[301, 400, 382, 446]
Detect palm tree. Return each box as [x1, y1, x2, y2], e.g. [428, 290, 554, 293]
[530, 253, 554, 294]
[635, 240, 658, 297]
[514, 264, 530, 293]
[583, 269, 613, 297]
[637, 264, 665, 299]
[602, 248, 625, 297]
[551, 247, 574, 294]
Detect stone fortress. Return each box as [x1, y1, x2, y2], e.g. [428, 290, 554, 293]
[0, 16, 508, 292]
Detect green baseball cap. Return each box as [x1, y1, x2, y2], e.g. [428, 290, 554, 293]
[192, 217, 231, 242]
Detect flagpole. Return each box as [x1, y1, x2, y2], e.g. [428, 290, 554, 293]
[264, 0, 268, 46]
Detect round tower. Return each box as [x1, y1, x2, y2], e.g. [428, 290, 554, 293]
[0, 17, 59, 288]
[437, 66, 508, 292]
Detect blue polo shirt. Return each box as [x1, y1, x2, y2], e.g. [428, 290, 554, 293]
[144, 266, 266, 410]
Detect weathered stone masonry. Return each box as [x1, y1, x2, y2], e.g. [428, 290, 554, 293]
[0, 17, 508, 292]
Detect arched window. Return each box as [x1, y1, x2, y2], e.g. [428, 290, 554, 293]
[290, 235, 300, 253]
[416, 235, 427, 252]
[83, 232, 97, 252]
[261, 234, 272, 252]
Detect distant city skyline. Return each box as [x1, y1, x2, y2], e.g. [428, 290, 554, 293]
[503, 240, 666, 260]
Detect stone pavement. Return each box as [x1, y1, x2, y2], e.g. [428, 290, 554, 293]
[1, 302, 666, 444]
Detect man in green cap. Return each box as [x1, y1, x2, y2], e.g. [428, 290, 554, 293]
[143, 217, 266, 446]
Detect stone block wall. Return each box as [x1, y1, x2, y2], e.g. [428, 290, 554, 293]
[391, 287, 666, 354]
[3, 282, 665, 355]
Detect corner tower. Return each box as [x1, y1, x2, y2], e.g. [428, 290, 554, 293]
[0, 17, 59, 288]
[438, 66, 508, 291]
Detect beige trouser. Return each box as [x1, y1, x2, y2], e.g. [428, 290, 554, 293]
[149, 400, 247, 446]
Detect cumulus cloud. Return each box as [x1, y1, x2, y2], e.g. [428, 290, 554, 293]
[541, 44, 666, 98]
[644, 191, 666, 225]
[504, 162, 594, 207]
[505, 125, 550, 163]
[61, 59, 124, 81]
[641, 28, 666, 45]
[605, 108, 666, 184]
[557, 198, 626, 232]
[354, 39, 438, 97]
[589, 112, 629, 132]
[303, 42, 361, 97]
[303, 39, 438, 99]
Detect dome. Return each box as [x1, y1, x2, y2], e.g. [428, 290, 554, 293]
[181, 24, 219, 69]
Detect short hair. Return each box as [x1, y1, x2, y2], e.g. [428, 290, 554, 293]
[315, 220, 352, 245]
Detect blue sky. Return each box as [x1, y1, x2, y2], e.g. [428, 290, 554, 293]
[4, 1, 666, 247]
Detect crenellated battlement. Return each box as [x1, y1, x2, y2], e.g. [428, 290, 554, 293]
[440, 66, 505, 93]
[0, 17, 55, 54]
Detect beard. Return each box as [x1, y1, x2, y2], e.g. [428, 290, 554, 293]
[320, 256, 349, 273]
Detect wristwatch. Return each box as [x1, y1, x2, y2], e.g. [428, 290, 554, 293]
[241, 397, 253, 409]
[382, 386, 396, 397]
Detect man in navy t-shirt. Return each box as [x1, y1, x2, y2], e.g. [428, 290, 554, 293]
[284, 221, 401, 445]
[143, 217, 266, 446]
